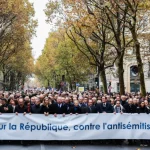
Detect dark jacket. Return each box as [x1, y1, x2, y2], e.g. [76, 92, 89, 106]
[15, 105, 28, 113]
[69, 106, 81, 114]
[31, 104, 42, 114]
[0, 104, 13, 113]
[52, 103, 67, 114]
[120, 100, 127, 107]
[64, 103, 73, 114]
[41, 105, 50, 114]
[97, 102, 113, 113]
[124, 103, 137, 113]
[82, 105, 97, 113]
[136, 106, 150, 114]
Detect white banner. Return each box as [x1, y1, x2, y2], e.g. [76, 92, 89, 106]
[0, 114, 150, 140]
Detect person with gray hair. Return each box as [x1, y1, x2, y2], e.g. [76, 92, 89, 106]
[114, 100, 124, 114]
[124, 98, 136, 113]
[31, 97, 41, 114]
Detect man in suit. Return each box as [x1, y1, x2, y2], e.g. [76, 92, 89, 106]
[64, 97, 73, 114]
[15, 98, 27, 114]
[31, 98, 42, 114]
[83, 99, 97, 113]
[124, 98, 136, 113]
[53, 97, 67, 116]
[82, 97, 88, 107]
[97, 96, 113, 113]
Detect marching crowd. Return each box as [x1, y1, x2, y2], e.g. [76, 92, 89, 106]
[0, 90, 150, 146]
[0, 90, 150, 115]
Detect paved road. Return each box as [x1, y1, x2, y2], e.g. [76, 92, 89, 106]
[0, 145, 149, 150]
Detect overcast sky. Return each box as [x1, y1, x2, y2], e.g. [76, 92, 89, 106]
[29, 0, 51, 60]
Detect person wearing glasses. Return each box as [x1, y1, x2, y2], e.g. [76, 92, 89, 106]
[113, 100, 124, 114]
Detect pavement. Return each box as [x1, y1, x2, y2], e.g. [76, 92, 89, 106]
[0, 144, 149, 150]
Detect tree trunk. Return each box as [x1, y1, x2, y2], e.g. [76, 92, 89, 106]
[3, 72, 6, 90]
[117, 55, 125, 95]
[69, 80, 73, 90]
[9, 71, 15, 91]
[131, 28, 146, 96]
[47, 79, 50, 87]
[135, 42, 146, 96]
[100, 67, 108, 94]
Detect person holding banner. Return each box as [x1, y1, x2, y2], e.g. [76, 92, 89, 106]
[0, 98, 13, 113]
[53, 97, 67, 117]
[96, 96, 113, 113]
[136, 101, 150, 114]
[113, 100, 124, 114]
[124, 98, 136, 113]
[41, 97, 50, 116]
[136, 101, 150, 147]
[82, 100, 97, 114]
[69, 100, 81, 114]
[31, 97, 41, 114]
[15, 98, 27, 115]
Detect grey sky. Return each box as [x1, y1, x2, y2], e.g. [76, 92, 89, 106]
[29, 0, 51, 60]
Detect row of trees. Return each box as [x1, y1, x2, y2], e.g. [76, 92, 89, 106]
[40, 0, 150, 95]
[0, 0, 36, 90]
[35, 29, 94, 90]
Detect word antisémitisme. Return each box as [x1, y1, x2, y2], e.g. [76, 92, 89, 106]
[103, 122, 150, 130]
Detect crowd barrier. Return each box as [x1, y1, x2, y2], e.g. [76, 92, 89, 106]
[0, 113, 150, 140]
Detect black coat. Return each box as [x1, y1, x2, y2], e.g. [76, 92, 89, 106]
[136, 106, 150, 114]
[40, 105, 50, 114]
[124, 104, 137, 113]
[64, 103, 73, 114]
[82, 106, 97, 113]
[69, 106, 81, 114]
[31, 104, 42, 114]
[97, 102, 113, 113]
[53, 103, 67, 114]
[0, 104, 13, 113]
[15, 105, 28, 113]
[120, 100, 127, 107]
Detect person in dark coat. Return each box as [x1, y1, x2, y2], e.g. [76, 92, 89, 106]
[31, 98, 41, 114]
[41, 97, 50, 115]
[69, 100, 81, 114]
[15, 98, 27, 114]
[64, 97, 73, 114]
[120, 95, 127, 107]
[136, 101, 150, 146]
[136, 101, 149, 114]
[0, 98, 13, 113]
[53, 97, 67, 115]
[97, 96, 113, 113]
[124, 98, 137, 113]
[82, 99, 97, 113]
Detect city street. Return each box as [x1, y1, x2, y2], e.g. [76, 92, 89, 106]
[0, 144, 149, 150]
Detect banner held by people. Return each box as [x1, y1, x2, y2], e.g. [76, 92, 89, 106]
[0, 114, 150, 140]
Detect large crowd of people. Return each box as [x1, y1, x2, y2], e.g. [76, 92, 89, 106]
[0, 90, 150, 115]
[0, 90, 150, 146]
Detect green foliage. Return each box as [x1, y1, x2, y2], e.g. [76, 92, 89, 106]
[35, 29, 94, 88]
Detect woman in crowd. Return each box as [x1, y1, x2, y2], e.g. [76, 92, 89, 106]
[41, 97, 50, 116]
[136, 101, 149, 114]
